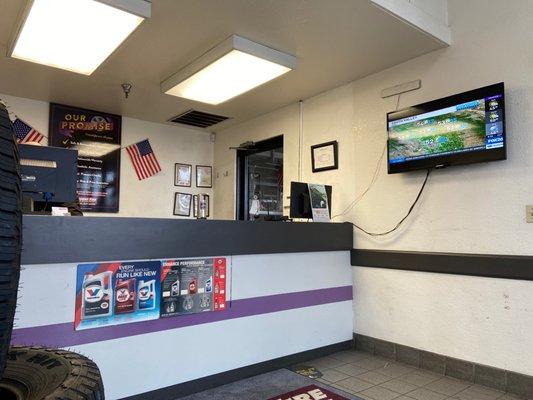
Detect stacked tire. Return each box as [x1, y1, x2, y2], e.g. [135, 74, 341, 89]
[0, 103, 21, 379]
[0, 104, 105, 399]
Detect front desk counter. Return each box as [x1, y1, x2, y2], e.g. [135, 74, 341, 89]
[15, 216, 354, 400]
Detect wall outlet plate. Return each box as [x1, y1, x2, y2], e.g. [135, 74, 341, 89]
[526, 205, 533, 223]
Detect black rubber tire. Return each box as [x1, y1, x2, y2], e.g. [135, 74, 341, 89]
[0, 346, 105, 399]
[0, 104, 22, 380]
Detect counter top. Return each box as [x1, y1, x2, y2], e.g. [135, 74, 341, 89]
[22, 216, 353, 264]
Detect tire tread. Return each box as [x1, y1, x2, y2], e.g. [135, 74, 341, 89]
[3, 346, 105, 399]
[0, 104, 21, 379]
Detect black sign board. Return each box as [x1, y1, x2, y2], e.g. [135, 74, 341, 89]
[49, 103, 121, 212]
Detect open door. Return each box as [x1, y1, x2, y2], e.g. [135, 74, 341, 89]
[236, 136, 283, 221]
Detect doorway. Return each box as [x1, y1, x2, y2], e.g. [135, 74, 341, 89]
[236, 136, 283, 221]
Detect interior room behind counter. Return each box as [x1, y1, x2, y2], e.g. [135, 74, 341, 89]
[1, 1, 532, 399]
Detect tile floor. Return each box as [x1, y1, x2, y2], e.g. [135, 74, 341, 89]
[178, 369, 359, 400]
[303, 350, 521, 400]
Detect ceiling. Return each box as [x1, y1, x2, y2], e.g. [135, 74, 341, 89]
[0, 0, 446, 131]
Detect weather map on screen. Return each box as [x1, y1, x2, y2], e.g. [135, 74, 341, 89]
[388, 94, 504, 165]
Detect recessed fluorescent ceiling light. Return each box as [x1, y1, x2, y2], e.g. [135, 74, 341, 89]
[9, 0, 150, 75]
[161, 35, 296, 105]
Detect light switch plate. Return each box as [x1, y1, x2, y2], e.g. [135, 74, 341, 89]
[526, 205, 533, 223]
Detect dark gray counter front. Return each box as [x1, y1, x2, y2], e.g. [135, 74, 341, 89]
[23, 216, 353, 264]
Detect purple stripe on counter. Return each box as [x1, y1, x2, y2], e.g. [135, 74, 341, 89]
[11, 285, 353, 348]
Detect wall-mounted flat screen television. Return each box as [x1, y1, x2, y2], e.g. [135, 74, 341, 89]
[387, 82, 506, 174]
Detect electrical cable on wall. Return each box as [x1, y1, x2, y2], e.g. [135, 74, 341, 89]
[332, 93, 401, 220]
[348, 168, 432, 236]
[298, 100, 303, 181]
[336, 92, 432, 236]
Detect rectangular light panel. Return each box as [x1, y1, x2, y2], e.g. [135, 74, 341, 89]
[10, 0, 147, 75]
[162, 36, 296, 105]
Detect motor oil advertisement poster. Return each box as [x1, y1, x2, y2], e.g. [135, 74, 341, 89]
[75, 261, 161, 331]
[160, 257, 226, 317]
[49, 103, 121, 213]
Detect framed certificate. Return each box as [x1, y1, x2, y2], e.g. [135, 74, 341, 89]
[311, 140, 338, 172]
[173, 192, 192, 216]
[193, 194, 210, 217]
[174, 163, 192, 187]
[193, 195, 198, 217]
[203, 195, 210, 217]
[196, 165, 212, 188]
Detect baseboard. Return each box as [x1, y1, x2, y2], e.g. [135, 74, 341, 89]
[120, 340, 353, 400]
[354, 333, 533, 399]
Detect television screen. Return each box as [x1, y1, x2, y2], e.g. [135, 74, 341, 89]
[387, 82, 506, 174]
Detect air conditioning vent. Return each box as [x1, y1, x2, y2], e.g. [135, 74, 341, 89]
[169, 109, 230, 128]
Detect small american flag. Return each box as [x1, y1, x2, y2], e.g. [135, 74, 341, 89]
[13, 118, 45, 144]
[126, 139, 162, 180]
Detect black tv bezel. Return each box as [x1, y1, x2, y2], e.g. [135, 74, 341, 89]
[387, 82, 506, 174]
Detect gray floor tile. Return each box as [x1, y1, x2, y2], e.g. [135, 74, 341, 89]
[337, 376, 375, 393]
[360, 386, 402, 400]
[320, 369, 351, 383]
[309, 355, 348, 369]
[316, 377, 329, 384]
[380, 378, 419, 394]
[323, 350, 519, 400]
[470, 385, 505, 398]
[335, 363, 369, 377]
[424, 377, 471, 396]
[400, 371, 443, 387]
[452, 385, 504, 400]
[331, 351, 371, 363]
[407, 388, 448, 400]
[354, 357, 390, 371]
[376, 363, 416, 378]
[180, 368, 359, 400]
[358, 371, 393, 385]
[495, 395, 522, 400]
[353, 394, 375, 400]
[331, 382, 359, 395]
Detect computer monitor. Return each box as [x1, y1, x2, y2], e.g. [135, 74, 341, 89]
[289, 181, 332, 219]
[19, 144, 77, 203]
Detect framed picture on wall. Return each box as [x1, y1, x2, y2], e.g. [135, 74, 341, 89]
[203, 194, 210, 217]
[311, 140, 338, 172]
[174, 163, 192, 187]
[196, 165, 212, 188]
[173, 192, 192, 216]
[193, 195, 198, 217]
[193, 194, 210, 218]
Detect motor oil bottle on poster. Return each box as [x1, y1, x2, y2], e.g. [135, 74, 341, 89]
[160, 257, 226, 317]
[75, 261, 161, 330]
[81, 271, 113, 318]
[114, 278, 136, 314]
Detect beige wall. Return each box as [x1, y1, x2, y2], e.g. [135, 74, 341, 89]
[2, 93, 214, 218]
[213, 83, 360, 220]
[213, 103, 300, 219]
[213, 0, 533, 375]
